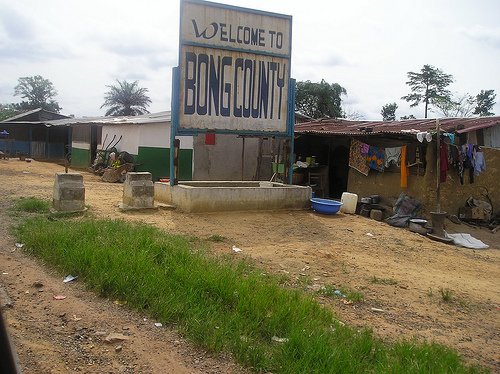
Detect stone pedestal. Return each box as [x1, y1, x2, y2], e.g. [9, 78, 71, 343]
[122, 172, 154, 209]
[53, 173, 85, 212]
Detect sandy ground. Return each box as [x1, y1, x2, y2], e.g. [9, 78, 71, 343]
[0, 159, 499, 372]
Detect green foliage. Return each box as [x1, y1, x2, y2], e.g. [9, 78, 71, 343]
[401, 64, 454, 118]
[0, 104, 19, 121]
[101, 80, 152, 116]
[381, 102, 398, 121]
[474, 89, 496, 116]
[400, 114, 416, 120]
[13, 197, 50, 213]
[295, 79, 346, 119]
[13, 75, 61, 113]
[15, 218, 484, 374]
[440, 287, 453, 303]
[433, 93, 476, 117]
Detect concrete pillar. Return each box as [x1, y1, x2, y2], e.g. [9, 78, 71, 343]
[53, 173, 85, 212]
[122, 172, 154, 209]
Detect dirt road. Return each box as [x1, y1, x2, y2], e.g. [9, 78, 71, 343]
[0, 160, 246, 374]
[1, 159, 499, 371]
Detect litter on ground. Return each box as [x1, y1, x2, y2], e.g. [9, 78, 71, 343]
[63, 275, 78, 283]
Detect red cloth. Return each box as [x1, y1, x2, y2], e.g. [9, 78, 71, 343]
[440, 142, 448, 183]
[400, 145, 408, 188]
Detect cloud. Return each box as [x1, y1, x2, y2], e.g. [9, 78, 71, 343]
[146, 52, 177, 70]
[0, 5, 34, 40]
[460, 25, 500, 49]
[105, 41, 167, 57]
[317, 53, 352, 67]
[0, 41, 74, 62]
[293, 50, 352, 69]
[0, 4, 75, 62]
[0, 81, 13, 102]
[122, 72, 150, 81]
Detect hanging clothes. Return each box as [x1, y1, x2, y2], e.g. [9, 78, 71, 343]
[400, 145, 408, 188]
[366, 146, 385, 172]
[417, 131, 432, 143]
[385, 146, 402, 167]
[360, 143, 369, 155]
[474, 151, 486, 176]
[443, 132, 455, 145]
[349, 139, 370, 176]
[439, 142, 448, 183]
[406, 144, 423, 166]
[462, 144, 475, 184]
[467, 143, 474, 161]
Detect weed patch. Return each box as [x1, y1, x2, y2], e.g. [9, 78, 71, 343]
[370, 276, 398, 285]
[440, 287, 454, 303]
[319, 284, 364, 303]
[16, 217, 485, 374]
[13, 197, 50, 213]
[207, 234, 226, 243]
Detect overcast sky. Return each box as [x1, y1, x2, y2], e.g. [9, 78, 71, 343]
[1, 0, 499, 120]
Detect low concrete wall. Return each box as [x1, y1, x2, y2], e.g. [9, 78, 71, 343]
[155, 181, 312, 212]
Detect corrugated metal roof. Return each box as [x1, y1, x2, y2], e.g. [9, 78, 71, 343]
[46, 111, 171, 126]
[1, 108, 70, 123]
[295, 116, 500, 137]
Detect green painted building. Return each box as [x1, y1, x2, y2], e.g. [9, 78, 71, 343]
[50, 112, 193, 181]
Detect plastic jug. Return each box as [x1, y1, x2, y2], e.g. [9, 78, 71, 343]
[340, 192, 358, 214]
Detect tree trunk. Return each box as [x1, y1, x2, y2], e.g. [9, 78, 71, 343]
[424, 83, 429, 118]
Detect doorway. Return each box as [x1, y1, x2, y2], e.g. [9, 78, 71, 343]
[329, 145, 349, 198]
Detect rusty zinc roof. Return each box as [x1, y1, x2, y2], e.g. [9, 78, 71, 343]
[294, 116, 500, 137]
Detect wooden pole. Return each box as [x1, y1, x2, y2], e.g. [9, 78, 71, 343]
[436, 119, 441, 213]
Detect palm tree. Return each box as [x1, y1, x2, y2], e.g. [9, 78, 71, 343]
[101, 80, 152, 116]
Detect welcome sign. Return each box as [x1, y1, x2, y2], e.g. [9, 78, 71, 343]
[178, 0, 292, 133]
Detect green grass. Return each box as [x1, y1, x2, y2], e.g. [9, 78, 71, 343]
[370, 276, 398, 285]
[13, 197, 50, 213]
[440, 287, 454, 303]
[16, 217, 485, 374]
[319, 284, 364, 303]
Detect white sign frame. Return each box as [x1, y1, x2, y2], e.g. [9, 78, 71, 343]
[177, 0, 292, 135]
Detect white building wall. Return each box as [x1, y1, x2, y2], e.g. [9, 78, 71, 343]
[71, 141, 90, 150]
[98, 123, 193, 153]
[138, 123, 169, 148]
[99, 125, 140, 155]
[138, 122, 193, 149]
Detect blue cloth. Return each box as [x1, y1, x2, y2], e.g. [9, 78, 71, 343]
[366, 146, 385, 172]
[467, 144, 474, 161]
[444, 132, 455, 144]
[474, 152, 486, 176]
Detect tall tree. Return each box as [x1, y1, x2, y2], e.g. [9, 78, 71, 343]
[433, 94, 476, 118]
[474, 89, 496, 116]
[13, 75, 61, 112]
[401, 64, 454, 118]
[380, 102, 398, 121]
[295, 79, 346, 119]
[101, 80, 152, 116]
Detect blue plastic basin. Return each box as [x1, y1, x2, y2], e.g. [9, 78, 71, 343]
[310, 198, 343, 215]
